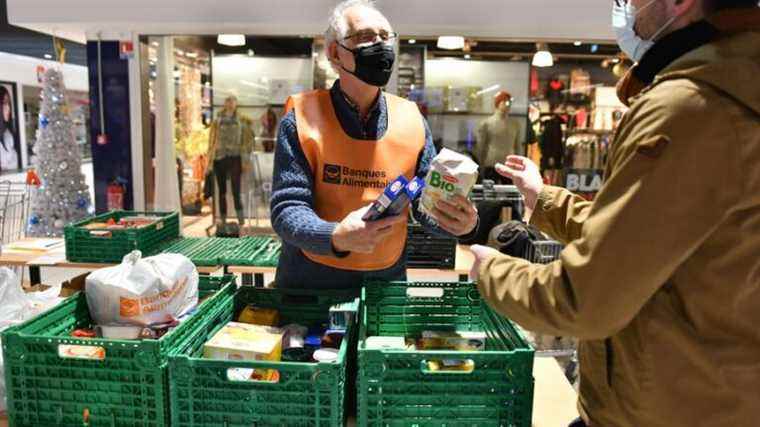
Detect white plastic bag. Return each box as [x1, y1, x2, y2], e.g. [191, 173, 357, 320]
[0, 267, 64, 412]
[85, 250, 198, 328]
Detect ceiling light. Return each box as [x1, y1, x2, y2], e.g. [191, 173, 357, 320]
[186, 52, 198, 58]
[532, 43, 553, 67]
[574, 41, 582, 47]
[408, 39, 417, 44]
[218, 34, 246, 47]
[464, 54, 471, 60]
[247, 49, 255, 57]
[44, 54, 52, 59]
[437, 36, 465, 50]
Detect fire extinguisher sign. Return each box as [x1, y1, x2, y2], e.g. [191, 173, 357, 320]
[107, 181, 125, 211]
[119, 41, 134, 60]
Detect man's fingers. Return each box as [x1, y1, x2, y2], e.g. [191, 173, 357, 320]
[496, 163, 520, 179]
[506, 155, 527, 166]
[470, 244, 490, 259]
[448, 194, 478, 216]
[505, 160, 525, 171]
[434, 202, 467, 224]
[432, 207, 463, 234]
[368, 214, 406, 230]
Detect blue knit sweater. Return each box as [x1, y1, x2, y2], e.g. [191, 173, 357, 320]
[270, 81, 473, 289]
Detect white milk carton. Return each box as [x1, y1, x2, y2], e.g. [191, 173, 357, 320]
[420, 148, 479, 218]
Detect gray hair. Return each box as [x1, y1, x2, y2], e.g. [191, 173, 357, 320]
[325, 0, 384, 47]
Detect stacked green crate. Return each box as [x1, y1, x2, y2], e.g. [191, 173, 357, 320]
[221, 236, 281, 266]
[358, 281, 535, 426]
[64, 211, 180, 263]
[170, 287, 359, 427]
[2, 275, 235, 427]
[159, 237, 241, 266]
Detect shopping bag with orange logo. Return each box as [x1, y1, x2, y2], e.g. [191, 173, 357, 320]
[85, 251, 199, 328]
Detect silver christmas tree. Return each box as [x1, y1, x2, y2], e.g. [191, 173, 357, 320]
[27, 68, 92, 237]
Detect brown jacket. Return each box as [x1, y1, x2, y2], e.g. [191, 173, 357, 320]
[206, 112, 255, 170]
[478, 10, 760, 427]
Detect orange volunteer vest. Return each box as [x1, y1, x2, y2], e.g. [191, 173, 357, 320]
[289, 89, 425, 271]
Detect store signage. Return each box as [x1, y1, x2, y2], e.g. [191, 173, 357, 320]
[565, 169, 604, 193]
[119, 41, 134, 60]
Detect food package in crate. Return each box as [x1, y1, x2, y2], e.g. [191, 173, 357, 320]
[420, 148, 478, 219]
[83, 215, 163, 231]
[204, 322, 283, 381]
[85, 250, 199, 329]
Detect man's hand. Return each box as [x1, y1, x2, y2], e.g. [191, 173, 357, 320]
[469, 244, 501, 282]
[430, 194, 479, 237]
[332, 205, 407, 254]
[495, 155, 544, 212]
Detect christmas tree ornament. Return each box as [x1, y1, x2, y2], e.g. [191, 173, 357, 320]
[25, 169, 42, 186]
[27, 68, 92, 237]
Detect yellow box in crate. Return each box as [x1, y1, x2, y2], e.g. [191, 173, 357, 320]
[203, 322, 283, 362]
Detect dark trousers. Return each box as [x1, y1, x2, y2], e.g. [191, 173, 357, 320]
[213, 156, 243, 218]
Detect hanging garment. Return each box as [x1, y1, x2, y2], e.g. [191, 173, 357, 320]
[539, 116, 564, 170]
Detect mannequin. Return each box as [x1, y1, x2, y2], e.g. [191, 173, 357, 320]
[260, 107, 277, 152]
[474, 91, 522, 184]
[206, 95, 254, 226]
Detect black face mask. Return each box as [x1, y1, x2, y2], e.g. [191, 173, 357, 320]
[338, 41, 395, 87]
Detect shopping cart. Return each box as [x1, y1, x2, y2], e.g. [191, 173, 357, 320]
[520, 237, 579, 387]
[0, 181, 32, 282]
[0, 181, 31, 245]
[247, 151, 274, 229]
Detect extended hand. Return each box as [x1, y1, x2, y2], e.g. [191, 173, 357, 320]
[468, 244, 501, 282]
[495, 155, 544, 212]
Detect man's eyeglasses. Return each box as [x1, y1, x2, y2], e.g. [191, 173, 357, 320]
[342, 30, 398, 45]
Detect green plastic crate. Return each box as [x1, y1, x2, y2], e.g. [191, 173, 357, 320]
[64, 211, 180, 263]
[1, 274, 236, 427]
[358, 281, 535, 427]
[159, 237, 240, 267]
[169, 286, 359, 427]
[221, 236, 281, 267]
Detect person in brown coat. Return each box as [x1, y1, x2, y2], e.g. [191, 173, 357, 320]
[469, 1, 760, 426]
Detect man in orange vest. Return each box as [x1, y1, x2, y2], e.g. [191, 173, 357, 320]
[271, 0, 479, 289]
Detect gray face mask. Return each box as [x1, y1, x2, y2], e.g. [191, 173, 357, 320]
[612, 0, 678, 63]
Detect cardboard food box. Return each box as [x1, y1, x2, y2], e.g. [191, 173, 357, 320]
[203, 322, 283, 362]
[418, 330, 486, 351]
